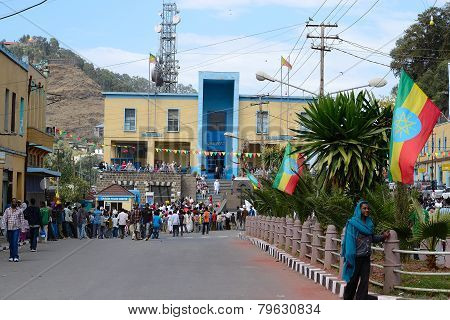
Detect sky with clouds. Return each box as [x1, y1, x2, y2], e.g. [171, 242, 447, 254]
[0, 0, 446, 97]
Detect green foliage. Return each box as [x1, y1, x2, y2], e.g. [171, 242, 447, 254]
[293, 91, 392, 195]
[261, 145, 285, 171]
[412, 208, 450, 269]
[390, 4, 450, 111]
[59, 176, 89, 204]
[44, 141, 93, 202]
[6, 36, 197, 94]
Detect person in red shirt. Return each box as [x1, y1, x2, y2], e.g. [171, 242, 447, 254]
[211, 210, 217, 231]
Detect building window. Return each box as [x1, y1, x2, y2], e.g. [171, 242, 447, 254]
[124, 108, 136, 131]
[438, 138, 441, 151]
[256, 111, 268, 134]
[19, 97, 25, 135]
[10, 92, 16, 133]
[445, 137, 447, 152]
[167, 109, 179, 132]
[4, 88, 9, 131]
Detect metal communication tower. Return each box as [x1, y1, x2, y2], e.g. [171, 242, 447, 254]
[157, 2, 180, 93]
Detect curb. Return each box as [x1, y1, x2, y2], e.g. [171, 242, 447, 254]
[240, 233, 399, 300]
[0, 240, 30, 252]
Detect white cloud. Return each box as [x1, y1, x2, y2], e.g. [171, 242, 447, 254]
[78, 2, 423, 99]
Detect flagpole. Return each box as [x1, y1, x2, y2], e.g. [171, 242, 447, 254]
[148, 56, 151, 132]
[287, 60, 290, 136]
[280, 63, 283, 134]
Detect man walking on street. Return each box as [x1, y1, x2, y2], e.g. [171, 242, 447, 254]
[202, 208, 210, 235]
[92, 206, 102, 238]
[1, 198, 25, 262]
[77, 204, 88, 239]
[178, 210, 185, 237]
[118, 209, 128, 239]
[171, 211, 180, 237]
[142, 204, 152, 241]
[129, 205, 142, 240]
[24, 198, 40, 252]
[39, 201, 50, 242]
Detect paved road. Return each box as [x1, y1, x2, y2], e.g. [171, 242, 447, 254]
[0, 231, 337, 300]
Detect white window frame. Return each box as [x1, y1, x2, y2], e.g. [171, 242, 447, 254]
[167, 108, 180, 133]
[124, 108, 136, 132]
[256, 110, 269, 135]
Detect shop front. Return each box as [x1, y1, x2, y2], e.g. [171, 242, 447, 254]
[95, 184, 134, 211]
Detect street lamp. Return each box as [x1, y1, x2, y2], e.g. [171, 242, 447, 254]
[328, 78, 387, 95]
[255, 71, 318, 96]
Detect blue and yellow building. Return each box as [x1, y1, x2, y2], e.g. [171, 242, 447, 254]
[416, 121, 450, 186]
[103, 71, 312, 179]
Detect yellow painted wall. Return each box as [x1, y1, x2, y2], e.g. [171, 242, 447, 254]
[103, 94, 308, 169]
[103, 96, 198, 167]
[0, 48, 28, 209]
[416, 121, 450, 185]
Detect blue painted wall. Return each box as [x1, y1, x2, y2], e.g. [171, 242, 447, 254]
[197, 72, 240, 179]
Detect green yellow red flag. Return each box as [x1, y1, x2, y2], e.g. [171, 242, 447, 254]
[389, 70, 441, 184]
[272, 143, 304, 195]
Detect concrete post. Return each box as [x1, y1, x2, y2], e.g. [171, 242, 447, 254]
[324, 225, 338, 270]
[291, 219, 301, 256]
[254, 216, 259, 238]
[339, 227, 345, 279]
[262, 216, 268, 241]
[245, 217, 250, 236]
[268, 217, 274, 244]
[383, 230, 401, 294]
[279, 217, 286, 248]
[445, 238, 450, 268]
[274, 217, 280, 247]
[257, 216, 262, 239]
[310, 222, 322, 265]
[299, 220, 312, 259]
[285, 217, 294, 252]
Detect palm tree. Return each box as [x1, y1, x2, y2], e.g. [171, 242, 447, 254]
[293, 91, 392, 196]
[412, 206, 450, 269]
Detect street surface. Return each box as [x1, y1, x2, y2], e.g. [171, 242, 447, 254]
[0, 231, 336, 300]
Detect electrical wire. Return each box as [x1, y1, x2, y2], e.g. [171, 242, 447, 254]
[337, 0, 380, 35]
[0, 0, 47, 20]
[330, 46, 391, 67]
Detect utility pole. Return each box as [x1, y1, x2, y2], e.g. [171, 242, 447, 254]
[250, 95, 269, 171]
[306, 23, 339, 96]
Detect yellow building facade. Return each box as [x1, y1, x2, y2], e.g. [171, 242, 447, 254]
[103, 71, 312, 178]
[0, 45, 29, 211]
[416, 121, 450, 187]
[0, 44, 58, 211]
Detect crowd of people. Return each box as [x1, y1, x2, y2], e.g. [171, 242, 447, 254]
[100, 161, 187, 174]
[1, 196, 255, 262]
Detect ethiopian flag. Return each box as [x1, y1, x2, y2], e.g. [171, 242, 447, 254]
[389, 70, 441, 184]
[245, 170, 261, 189]
[272, 143, 304, 195]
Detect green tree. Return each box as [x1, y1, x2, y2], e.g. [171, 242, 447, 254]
[293, 91, 392, 195]
[390, 4, 450, 112]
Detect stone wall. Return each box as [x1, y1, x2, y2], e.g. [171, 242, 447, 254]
[96, 172, 190, 204]
[181, 175, 197, 200]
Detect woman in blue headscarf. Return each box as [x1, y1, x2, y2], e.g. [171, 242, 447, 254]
[341, 200, 390, 300]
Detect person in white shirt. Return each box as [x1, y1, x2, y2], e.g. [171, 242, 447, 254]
[64, 204, 73, 238]
[171, 211, 180, 237]
[112, 214, 119, 238]
[214, 179, 220, 195]
[117, 210, 128, 239]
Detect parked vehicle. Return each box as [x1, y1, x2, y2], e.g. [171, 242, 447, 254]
[442, 188, 450, 200]
[422, 185, 445, 198]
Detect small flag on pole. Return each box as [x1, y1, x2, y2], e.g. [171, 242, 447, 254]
[246, 170, 261, 189]
[149, 54, 156, 64]
[281, 56, 292, 70]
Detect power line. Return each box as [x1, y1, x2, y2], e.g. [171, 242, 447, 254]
[337, 0, 380, 35]
[331, 46, 391, 67]
[0, 0, 47, 20]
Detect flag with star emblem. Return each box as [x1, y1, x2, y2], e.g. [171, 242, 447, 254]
[272, 143, 305, 195]
[389, 70, 441, 184]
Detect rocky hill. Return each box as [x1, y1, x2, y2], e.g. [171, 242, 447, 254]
[46, 64, 104, 138]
